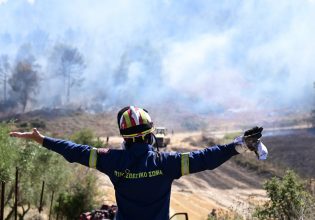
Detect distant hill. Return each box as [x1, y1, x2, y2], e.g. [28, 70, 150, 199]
[1, 106, 209, 137]
[1, 107, 118, 137]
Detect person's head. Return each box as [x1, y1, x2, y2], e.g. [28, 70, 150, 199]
[117, 106, 155, 146]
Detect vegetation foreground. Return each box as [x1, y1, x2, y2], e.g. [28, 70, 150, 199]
[1, 122, 315, 219]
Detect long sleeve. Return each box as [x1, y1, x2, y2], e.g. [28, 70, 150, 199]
[42, 137, 92, 167]
[189, 143, 239, 173]
[162, 142, 239, 179]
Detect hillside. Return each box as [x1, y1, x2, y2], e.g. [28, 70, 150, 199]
[2, 108, 315, 219]
[2, 106, 310, 138]
[1, 108, 119, 137]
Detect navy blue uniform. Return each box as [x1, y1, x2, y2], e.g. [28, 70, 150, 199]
[43, 137, 239, 220]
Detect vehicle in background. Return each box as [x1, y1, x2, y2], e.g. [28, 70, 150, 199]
[155, 127, 171, 148]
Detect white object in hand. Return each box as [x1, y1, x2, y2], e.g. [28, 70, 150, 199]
[234, 136, 268, 160]
[257, 141, 268, 160]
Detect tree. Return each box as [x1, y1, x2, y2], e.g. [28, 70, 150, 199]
[0, 54, 10, 102]
[1, 123, 100, 219]
[9, 59, 40, 112]
[50, 44, 86, 103]
[254, 170, 315, 220]
[0, 123, 72, 219]
[0, 123, 18, 182]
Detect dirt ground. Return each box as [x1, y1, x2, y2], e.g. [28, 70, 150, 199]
[97, 132, 268, 220]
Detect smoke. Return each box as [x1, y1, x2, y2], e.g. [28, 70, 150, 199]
[0, 0, 315, 114]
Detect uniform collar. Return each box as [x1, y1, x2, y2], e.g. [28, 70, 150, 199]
[127, 142, 154, 157]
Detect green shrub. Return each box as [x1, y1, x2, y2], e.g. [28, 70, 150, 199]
[29, 118, 46, 129]
[0, 122, 19, 181]
[0, 122, 73, 218]
[19, 122, 29, 128]
[254, 170, 315, 219]
[54, 172, 98, 219]
[70, 128, 106, 148]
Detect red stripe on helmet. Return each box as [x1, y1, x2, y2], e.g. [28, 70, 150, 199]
[139, 114, 143, 124]
[128, 109, 137, 127]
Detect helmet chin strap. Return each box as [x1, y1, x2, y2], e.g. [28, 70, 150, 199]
[121, 133, 158, 150]
[150, 133, 159, 152]
[150, 133, 155, 146]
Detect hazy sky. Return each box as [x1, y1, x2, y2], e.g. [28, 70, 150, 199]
[1, 0, 315, 113]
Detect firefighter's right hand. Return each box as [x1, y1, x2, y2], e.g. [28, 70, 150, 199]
[243, 126, 263, 151]
[234, 126, 268, 160]
[10, 128, 44, 145]
[234, 126, 263, 153]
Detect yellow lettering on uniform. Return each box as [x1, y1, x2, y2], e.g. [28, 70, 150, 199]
[114, 170, 163, 179]
[114, 171, 123, 177]
[152, 170, 157, 176]
[147, 170, 163, 177]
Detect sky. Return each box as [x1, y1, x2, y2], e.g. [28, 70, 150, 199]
[0, 0, 315, 114]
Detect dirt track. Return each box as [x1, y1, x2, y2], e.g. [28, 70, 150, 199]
[97, 132, 267, 220]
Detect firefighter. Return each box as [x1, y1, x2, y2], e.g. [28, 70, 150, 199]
[9, 106, 267, 220]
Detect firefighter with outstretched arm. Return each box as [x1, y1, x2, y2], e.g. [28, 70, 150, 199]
[10, 106, 268, 220]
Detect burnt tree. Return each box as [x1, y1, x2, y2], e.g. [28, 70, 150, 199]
[0, 55, 10, 102]
[50, 44, 85, 103]
[9, 60, 40, 112]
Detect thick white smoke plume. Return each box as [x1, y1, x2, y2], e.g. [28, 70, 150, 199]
[0, 0, 315, 114]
